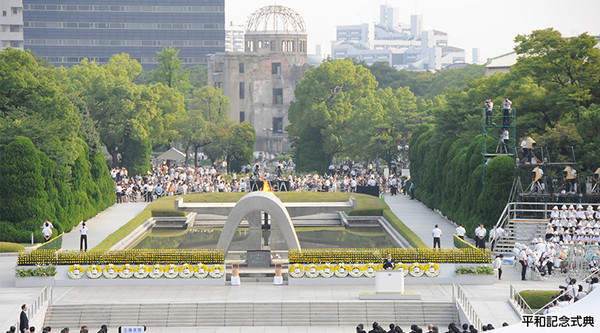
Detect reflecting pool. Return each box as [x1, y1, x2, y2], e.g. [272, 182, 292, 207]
[133, 226, 397, 250]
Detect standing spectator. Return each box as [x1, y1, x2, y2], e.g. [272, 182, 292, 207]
[475, 224, 487, 249]
[409, 182, 415, 200]
[432, 225, 442, 249]
[455, 224, 466, 240]
[79, 222, 88, 252]
[489, 226, 504, 251]
[502, 97, 512, 126]
[115, 182, 123, 203]
[494, 254, 504, 280]
[501, 128, 509, 153]
[42, 219, 53, 242]
[519, 246, 528, 280]
[484, 99, 493, 126]
[19, 304, 28, 333]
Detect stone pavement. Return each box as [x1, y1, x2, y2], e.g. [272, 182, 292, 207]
[383, 194, 476, 248]
[61, 202, 149, 250]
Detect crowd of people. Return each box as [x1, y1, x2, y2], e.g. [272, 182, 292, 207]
[511, 204, 600, 281]
[110, 161, 411, 203]
[356, 321, 508, 333]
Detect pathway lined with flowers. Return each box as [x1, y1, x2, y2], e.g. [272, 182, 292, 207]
[383, 194, 477, 248]
[61, 202, 149, 250]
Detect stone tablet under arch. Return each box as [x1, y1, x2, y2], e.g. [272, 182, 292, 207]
[216, 191, 301, 255]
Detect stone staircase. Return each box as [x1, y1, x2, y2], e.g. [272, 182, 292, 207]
[44, 301, 458, 328]
[493, 219, 547, 255]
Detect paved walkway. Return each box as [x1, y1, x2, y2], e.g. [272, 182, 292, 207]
[384, 194, 476, 248]
[61, 202, 149, 250]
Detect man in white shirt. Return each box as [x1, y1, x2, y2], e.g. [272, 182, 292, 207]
[519, 247, 528, 280]
[475, 224, 487, 249]
[432, 225, 442, 249]
[80, 222, 88, 251]
[455, 224, 466, 240]
[494, 254, 504, 280]
[502, 97, 512, 126]
[489, 226, 504, 251]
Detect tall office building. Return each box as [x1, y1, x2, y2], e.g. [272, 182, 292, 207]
[22, 0, 224, 68]
[0, 0, 24, 51]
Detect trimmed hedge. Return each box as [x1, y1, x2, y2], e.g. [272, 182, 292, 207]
[0, 242, 26, 253]
[36, 234, 63, 250]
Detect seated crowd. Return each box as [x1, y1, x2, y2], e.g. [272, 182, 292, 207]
[512, 204, 600, 281]
[356, 321, 508, 333]
[110, 161, 408, 202]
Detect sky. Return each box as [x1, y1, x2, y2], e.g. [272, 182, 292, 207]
[226, 0, 600, 63]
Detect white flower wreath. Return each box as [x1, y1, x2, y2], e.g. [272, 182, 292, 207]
[179, 264, 194, 279]
[320, 263, 334, 278]
[424, 263, 440, 277]
[209, 264, 225, 278]
[163, 264, 179, 279]
[86, 264, 102, 279]
[118, 264, 134, 279]
[194, 263, 209, 278]
[288, 263, 305, 278]
[67, 264, 84, 279]
[408, 263, 425, 277]
[148, 264, 164, 279]
[133, 264, 149, 278]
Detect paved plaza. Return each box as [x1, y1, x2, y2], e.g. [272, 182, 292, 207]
[0, 197, 569, 332]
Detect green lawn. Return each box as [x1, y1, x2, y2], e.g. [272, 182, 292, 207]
[517, 290, 561, 309]
[94, 192, 426, 250]
[0, 242, 25, 252]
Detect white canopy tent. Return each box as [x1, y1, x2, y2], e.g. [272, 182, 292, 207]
[156, 147, 186, 163]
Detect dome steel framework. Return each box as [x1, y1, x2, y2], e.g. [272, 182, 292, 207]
[246, 5, 306, 33]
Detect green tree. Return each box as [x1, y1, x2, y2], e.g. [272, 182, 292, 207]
[0, 137, 50, 242]
[180, 86, 232, 166]
[288, 59, 379, 171]
[223, 122, 256, 172]
[152, 47, 192, 93]
[0, 48, 82, 171]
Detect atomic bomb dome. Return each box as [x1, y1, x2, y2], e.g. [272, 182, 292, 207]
[245, 5, 306, 34]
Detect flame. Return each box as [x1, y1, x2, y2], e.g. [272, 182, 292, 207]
[261, 179, 274, 193]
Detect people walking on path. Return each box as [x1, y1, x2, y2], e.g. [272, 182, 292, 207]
[432, 225, 442, 249]
[79, 222, 88, 251]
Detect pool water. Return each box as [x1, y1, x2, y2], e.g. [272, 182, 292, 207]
[134, 226, 398, 250]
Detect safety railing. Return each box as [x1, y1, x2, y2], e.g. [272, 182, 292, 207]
[13, 286, 53, 329]
[453, 284, 483, 332]
[509, 285, 534, 318]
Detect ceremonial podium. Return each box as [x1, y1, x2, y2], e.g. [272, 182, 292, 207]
[359, 269, 421, 300]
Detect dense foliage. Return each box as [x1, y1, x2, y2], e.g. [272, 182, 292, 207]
[0, 49, 115, 242]
[288, 59, 422, 172]
[409, 29, 600, 236]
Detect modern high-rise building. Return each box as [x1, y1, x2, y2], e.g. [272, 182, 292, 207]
[21, 0, 224, 68]
[207, 5, 310, 154]
[0, 0, 24, 51]
[332, 4, 465, 71]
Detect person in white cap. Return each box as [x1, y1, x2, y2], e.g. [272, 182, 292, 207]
[560, 205, 569, 219]
[568, 205, 576, 219]
[550, 206, 560, 219]
[595, 206, 600, 220]
[576, 205, 585, 220]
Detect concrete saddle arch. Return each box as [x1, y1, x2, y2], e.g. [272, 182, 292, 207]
[216, 191, 301, 255]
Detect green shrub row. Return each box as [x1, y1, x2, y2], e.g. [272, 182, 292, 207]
[16, 265, 57, 277]
[0, 137, 115, 243]
[410, 129, 514, 237]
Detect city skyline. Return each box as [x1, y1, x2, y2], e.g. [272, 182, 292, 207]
[226, 0, 600, 62]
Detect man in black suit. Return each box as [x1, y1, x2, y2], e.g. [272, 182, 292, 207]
[19, 304, 29, 333]
[383, 253, 395, 270]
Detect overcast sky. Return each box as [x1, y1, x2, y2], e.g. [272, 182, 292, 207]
[226, 0, 600, 62]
